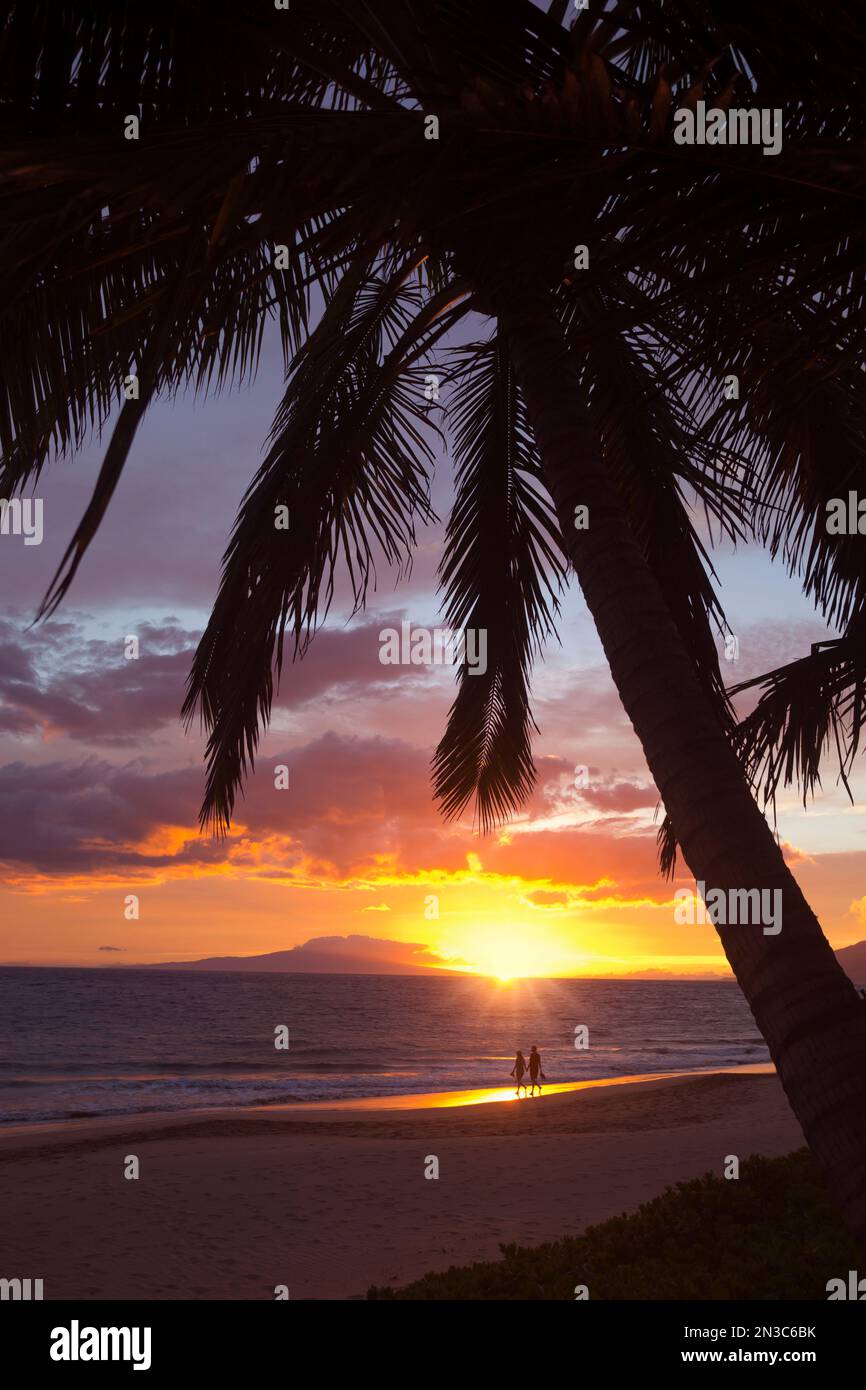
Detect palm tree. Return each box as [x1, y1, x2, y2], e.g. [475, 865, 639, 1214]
[4, 0, 866, 1251]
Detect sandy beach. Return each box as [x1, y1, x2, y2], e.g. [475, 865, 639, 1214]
[0, 1068, 804, 1300]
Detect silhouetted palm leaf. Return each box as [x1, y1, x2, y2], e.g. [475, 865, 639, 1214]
[731, 616, 866, 811]
[183, 258, 467, 830]
[433, 335, 566, 830]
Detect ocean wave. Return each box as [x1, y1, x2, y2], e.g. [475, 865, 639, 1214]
[0, 970, 770, 1126]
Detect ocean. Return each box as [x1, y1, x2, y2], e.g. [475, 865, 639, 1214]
[0, 967, 770, 1126]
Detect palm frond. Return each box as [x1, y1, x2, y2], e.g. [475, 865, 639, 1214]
[731, 615, 866, 811]
[432, 335, 566, 831]
[725, 347, 866, 634]
[184, 263, 468, 831]
[0, 0, 401, 134]
[0, 109, 417, 495]
[656, 811, 679, 880]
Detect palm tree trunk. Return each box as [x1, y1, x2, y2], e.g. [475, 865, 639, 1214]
[498, 286, 866, 1255]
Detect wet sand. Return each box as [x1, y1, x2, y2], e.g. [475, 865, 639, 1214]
[0, 1068, 802, 1299]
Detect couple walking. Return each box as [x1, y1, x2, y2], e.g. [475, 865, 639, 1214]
[510, 1045, 546, 1096]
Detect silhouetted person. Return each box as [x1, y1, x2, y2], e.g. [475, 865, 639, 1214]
[527, 1045, 546, 1096]
[510, 1050, 527, 1096]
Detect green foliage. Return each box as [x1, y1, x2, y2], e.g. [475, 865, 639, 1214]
[368, 1150, 857, 1299]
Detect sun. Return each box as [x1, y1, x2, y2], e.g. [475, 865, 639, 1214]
[454, 921, 567, 982]
[476, 941, 534, 983]
[467, 935, 545, 982]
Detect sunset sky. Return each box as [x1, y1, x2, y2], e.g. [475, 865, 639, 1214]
[2, 322, 866, 977]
